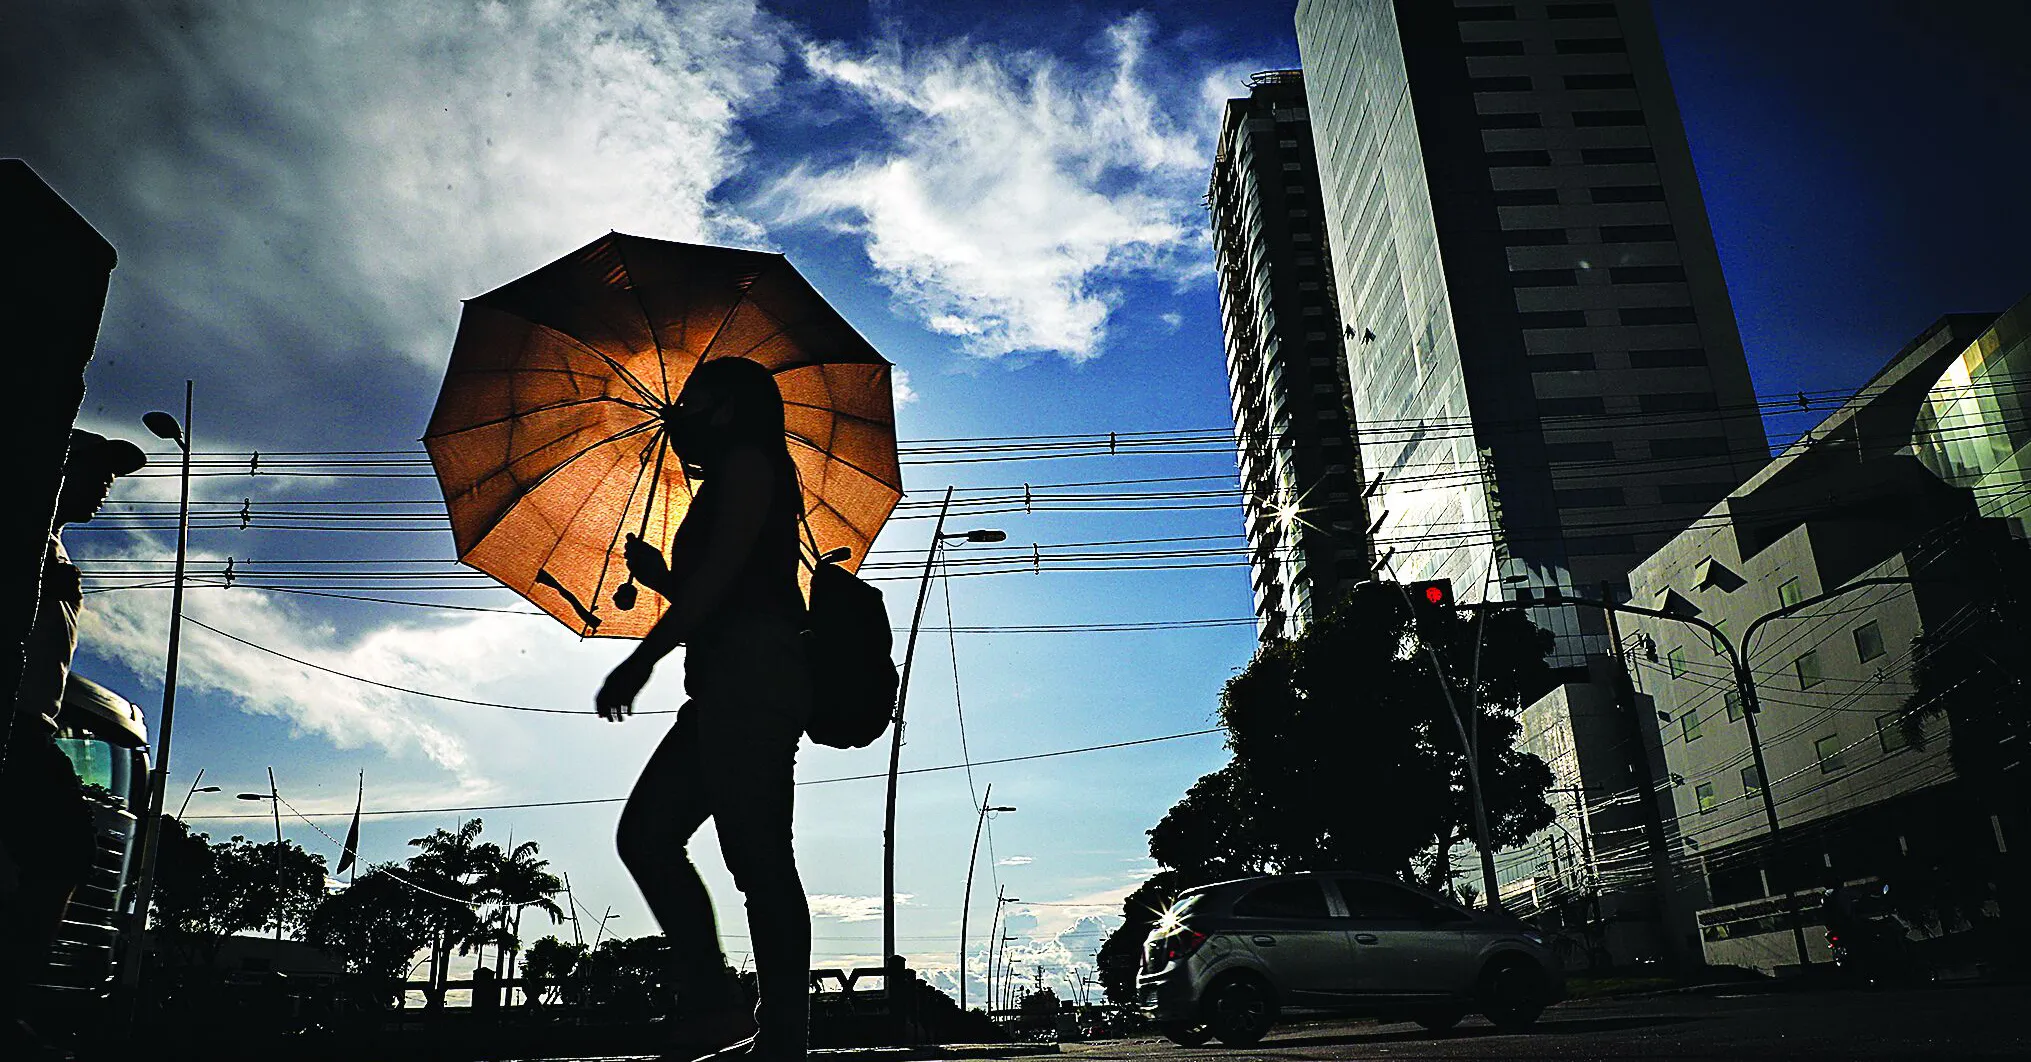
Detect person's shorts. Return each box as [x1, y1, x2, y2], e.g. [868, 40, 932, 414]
[0, 733, 96, 887]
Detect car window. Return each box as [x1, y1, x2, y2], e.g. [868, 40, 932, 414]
[1336, 879, 1466, 922]
[1231, 879, 1329, 919]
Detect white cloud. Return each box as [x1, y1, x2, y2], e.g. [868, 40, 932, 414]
[997, 855, 1032, 866]
[767, 15, 1209, 361]
[1160, 312, 1184, 331]
[13, 0, 785, 369]
[809, 893, 912, 923]
[890, 367, 919, 408]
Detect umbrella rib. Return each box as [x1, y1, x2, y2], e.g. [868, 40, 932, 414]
[424, 395, 653, 443]
[698, 258, 772, 369]
[550, 331, 664, 408]
[610, 237, 674, 404]
[513, 418, 663, 501]
[582, 429, 664, 630]
[786, 430, 905, 492]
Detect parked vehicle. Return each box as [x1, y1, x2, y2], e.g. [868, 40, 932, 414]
[1136, 871, 1562, 1046]
[1824, 881, 1927, 986]
[40, 674, 152, 996]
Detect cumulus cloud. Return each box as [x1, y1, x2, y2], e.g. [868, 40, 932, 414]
[809, 893, 911, 923]
[766, 16, 1208, 361]
[891, 367, 919, 408]
[6, 0, 786, 370]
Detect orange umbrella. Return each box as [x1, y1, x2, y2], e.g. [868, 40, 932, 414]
[423, 232, 902, 638]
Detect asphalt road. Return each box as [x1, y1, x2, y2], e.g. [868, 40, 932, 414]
[1048, 985, 2030, 1061]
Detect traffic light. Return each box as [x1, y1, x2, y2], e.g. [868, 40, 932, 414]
[1408, 578, 1455, 610]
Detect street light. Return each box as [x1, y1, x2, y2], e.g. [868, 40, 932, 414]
[177, 774, 221, 819]
[592, 908, 621, 949]
[237, 767, 285, 941]
[986, 891, 1021, 1019]
[121, 383, 194, 1014]
[1538, 577, 1912, 969]
[957, 787, 1016, 1013]
[883, 483, 1005, 995]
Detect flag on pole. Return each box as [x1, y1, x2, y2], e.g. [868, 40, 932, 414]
[335, 772, 363, 877]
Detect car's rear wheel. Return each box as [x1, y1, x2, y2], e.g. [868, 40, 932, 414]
[1413, 1007, 1466, 1032]
[1206, 976, 1277, 1046]
[1159, 1021, 1214, 1047]
[1479, 956, 1547, 1032]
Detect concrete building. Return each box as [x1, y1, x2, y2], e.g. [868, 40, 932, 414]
[1625, 303, 2030, 972]
[1294, 0, 1768, 665]
[1210, 70, 1371, 640]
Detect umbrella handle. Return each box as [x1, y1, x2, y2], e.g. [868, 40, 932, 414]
[612, 581, 639, 611]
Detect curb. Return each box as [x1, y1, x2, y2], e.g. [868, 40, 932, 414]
[812, 1045, 1060, 1061]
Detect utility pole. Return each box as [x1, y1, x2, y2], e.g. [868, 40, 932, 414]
[563, 873, 583, 947]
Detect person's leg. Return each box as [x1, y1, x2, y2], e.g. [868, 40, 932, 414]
[706, 686, 808, 1055]
[616, 701, 741, 1015]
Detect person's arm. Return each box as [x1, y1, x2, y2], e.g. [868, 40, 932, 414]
[596, 447, 774, 720]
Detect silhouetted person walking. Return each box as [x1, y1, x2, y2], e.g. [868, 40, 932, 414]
[1, 429, 144, 1060]
[598, 358, 812, 1061]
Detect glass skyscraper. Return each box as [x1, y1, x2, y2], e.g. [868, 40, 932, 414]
[1295, 0, 1768, 665]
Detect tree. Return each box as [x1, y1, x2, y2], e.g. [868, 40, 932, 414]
[403, 819, 492, 1008]
[521, 936, 589, 1006]
[1016, 986, 1061, 1032]
[306, 865, 431, 999]
[475, 838, 567, 987]
[1098, 582, 1558, 1004]
[148, 818, 328, 963]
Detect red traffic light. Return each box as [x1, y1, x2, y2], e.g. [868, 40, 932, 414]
[1407, 578, 1455, 609]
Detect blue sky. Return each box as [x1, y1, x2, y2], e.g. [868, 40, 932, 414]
[6, 0, 2027, 1005]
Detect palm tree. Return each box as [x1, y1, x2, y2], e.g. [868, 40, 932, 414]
[477, 839, 567, 997]
[405, 819, 494, 1008]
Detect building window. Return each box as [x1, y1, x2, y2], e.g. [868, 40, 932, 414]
[1530, 353, 1596, 372]
[1509, 266, 1578, 285]
[1695, 782, 1717, 813]
[1559, 486, 1625, 507]
[1518, 308, 1587, 328]
[1556, 37, 1628, 54]
[1582, 146, 1655, 164]
[1853, 621, 1885, 662]
[1478, 112, 1543, 128]
[1282, 162, 1303, 171]
[1469, 76, 1535, 93]
[1650, 436, 1728, 458]
[1878, 712, 1912, 753]
[1778, 577, 1804, 608]
[1681, 710, 1703, 743]
[1815, 735, 1846, 773]
[1639, 393, 1720, 413]
[1725, 690, 1743, 722]
[1573, 109, 1646, 127]
[1602, 223, 1679, 243]
[1796, 649, 1823, 689]
[1494, 188, 1560, 206]
[1666, 646, 1687, 678]
[1565, 73, 1636, 89]
[1544, 440, 1615, 463]
[1503, 229, 1572, 248]
[1454, 4, 1518, 19]
[1593, 186, 1668, 205]
[1484, 149, 1553, 167]
[1620, 306, 1697, 326]
[1741, 765, 1763, 795]
[1462, 39, 1528, 56]
[1548, 2, 1617, 16]
[1610, 263, 1686, 283]
[1630, 348, 1707, 369]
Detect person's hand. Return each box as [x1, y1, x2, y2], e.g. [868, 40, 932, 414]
[623, 534, 668, 587]
[595, 655, 653, 722]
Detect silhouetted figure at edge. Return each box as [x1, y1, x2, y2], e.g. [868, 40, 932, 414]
[1, 430, 145, 1061]
[597, 358, 813, 1062]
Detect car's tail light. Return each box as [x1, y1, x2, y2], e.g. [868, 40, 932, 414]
[1160, 928, 1209, 965]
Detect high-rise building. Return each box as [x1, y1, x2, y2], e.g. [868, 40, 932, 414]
[1210, 70, 1371, 641]
[1295, 0, 1768, 665]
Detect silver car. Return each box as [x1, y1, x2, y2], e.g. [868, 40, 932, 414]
[1136, 871, 1563, 1046]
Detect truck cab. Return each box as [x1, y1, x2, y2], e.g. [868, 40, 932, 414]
[42, 673, 151, 996]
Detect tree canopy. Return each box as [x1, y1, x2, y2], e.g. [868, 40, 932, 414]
[1098, 581, 1558, 1004]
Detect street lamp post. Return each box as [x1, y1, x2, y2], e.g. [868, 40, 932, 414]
[958, 787, 1016, 1013]
[1536, 577, 1911, 969]
[120, 383, 193, 1014]
[592, 908, 620, 949]
[237, 767, 285, 941]
[176, 766, 220, 819]
[882, 484, 1004, 994]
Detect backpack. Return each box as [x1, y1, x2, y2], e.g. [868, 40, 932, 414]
[803, 546, 899, 749]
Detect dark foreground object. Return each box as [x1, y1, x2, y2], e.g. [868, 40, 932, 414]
[1048, 983, 2031, 1061]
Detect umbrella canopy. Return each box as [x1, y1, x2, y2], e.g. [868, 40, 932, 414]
[424, 232, 902, 638]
